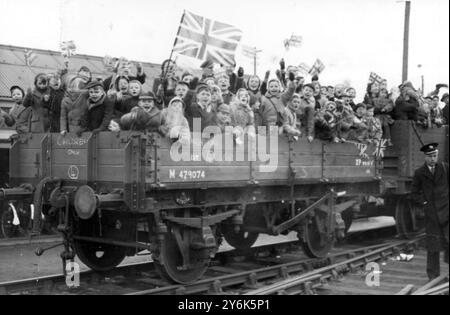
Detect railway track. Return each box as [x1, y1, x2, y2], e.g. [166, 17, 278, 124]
[0, 232, 425, 295]
[242, 235, 448, 296]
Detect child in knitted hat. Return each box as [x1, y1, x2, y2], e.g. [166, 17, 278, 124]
[210, 85, 224, 113]
[7, 86, 30, 133]
[119, 80, 142, 115]
[231, 88, 256, 144]
[282, 94, 302, 138]
[373, 88, 394, 145]
[298, 85, 316, 142]
[349, 103, 369, 142]
[160, 97, 190, 144]
[259, 74, 297, 129]
[22, 73, 51, 133]
[365, 106, 383, 143]
[217, 74, 234, 105]
[429, 96, 444, 127]
[315, 101, 338, 142]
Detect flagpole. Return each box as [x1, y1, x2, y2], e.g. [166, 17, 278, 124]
[167, 10, 186, 70]
[253, 47, 262, 75]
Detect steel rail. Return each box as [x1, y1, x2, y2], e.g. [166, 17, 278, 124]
[126, 240, 406, 295]
[243, 235, 424, 295]
[0, 239, 299, 295]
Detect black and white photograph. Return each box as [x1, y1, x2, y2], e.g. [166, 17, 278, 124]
[0, 0, 448, 300]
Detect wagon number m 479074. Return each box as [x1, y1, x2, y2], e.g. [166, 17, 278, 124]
[169, 169, 206, 181]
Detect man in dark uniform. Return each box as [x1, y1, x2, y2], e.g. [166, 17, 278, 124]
[411, 143, 449, 280]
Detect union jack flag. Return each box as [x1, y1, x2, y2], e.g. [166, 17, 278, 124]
[373, 138, 387, 159]
[368, 72, 384, 84]
[308, 59, 325, 76]
[172, 11, 243, 66]
[284, 34, 302, 50]
[60, 40, 77, 58]
[24, 49, 37, 66]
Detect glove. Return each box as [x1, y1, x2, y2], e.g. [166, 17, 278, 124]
[275, 70, 282, 81]
[279, 59, 285, 71]
[238, 67, 244, 77]
[288, 71, 295, 82]
[189, 77, 199, 90]
[264, 71, 270, 82]
[136, 62, 143, 74]
[92, 128, 102, 135]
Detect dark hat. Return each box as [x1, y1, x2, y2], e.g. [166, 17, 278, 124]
[196, 83, 211, 94]
[139, 91, 156, 100]
[181, 71, 193, 80]
[441, 93, 449, 102]
[78, 66, 91, 73]
[85, 79, 104, 90]
[420, 143, 439, 155]
[302, 83, 315, 91]
[10, 85, 25, 96]
[176, 81, 190, 89]
[217, 104, 231, 115]
[200, 59, 214, 69]
[355, 103, 367, 111]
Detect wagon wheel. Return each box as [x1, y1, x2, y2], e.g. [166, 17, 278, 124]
[221, 205, 260, 250]
[72, 215, 127, 271]
[0, 202, 33, 239]
[299, 211, 334, 259]
[222, 225, 259, 250]
[395, 197, 425, 239]
[154, 225, 211, 284]
[73, 239, 127, 271]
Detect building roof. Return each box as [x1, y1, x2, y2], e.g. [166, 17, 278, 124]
[0, 44, 162, 98]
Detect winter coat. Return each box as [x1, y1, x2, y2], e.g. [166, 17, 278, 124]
[86, 95, 114, 132]
[231, 103, 254, 129]
[222, 91, 235, 105]
[185, 103, 214, 132]
[297, 97, 315, 138]
[394, 96, 419, 120]
[119, 95, 140, 116]
[60, 92, 114, 133]
[411, 162, 449, 251]
[336, 106, 356, 140]
[152, 77, 178, 108]
[366, 116, 383, 141]
[60, 91, 88, 133]
[442, 104, 449, 125]
[314, 109, 337, 141]
[160, 108, 190, 140]
[259, 81, 296, 127]
[373, 97, 394, 127]
[48, 88, 65, 132]
[22, 88, 51, 133]
[122, 106, 161, 132]
[281, 107, 301, 136]
[8, 104, 31, 133]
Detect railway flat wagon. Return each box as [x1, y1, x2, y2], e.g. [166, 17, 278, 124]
[3, 132, 381, 283]
[0, 129, 402, 283]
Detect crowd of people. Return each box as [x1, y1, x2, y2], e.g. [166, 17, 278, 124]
[1, 57, 449, 147]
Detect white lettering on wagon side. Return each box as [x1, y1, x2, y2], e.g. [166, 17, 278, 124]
[67, 149, 80, 156]
[56, 135, 89, 147]
[168, 169, 206, 181]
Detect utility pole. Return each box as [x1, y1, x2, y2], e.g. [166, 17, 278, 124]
[402, 1, 411, 83]
[253, 48, 263, 75]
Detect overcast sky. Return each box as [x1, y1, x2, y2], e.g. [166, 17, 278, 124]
[0, 0, 448, 100]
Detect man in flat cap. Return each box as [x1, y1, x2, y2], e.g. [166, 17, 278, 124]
[411, 143, 449, 280]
